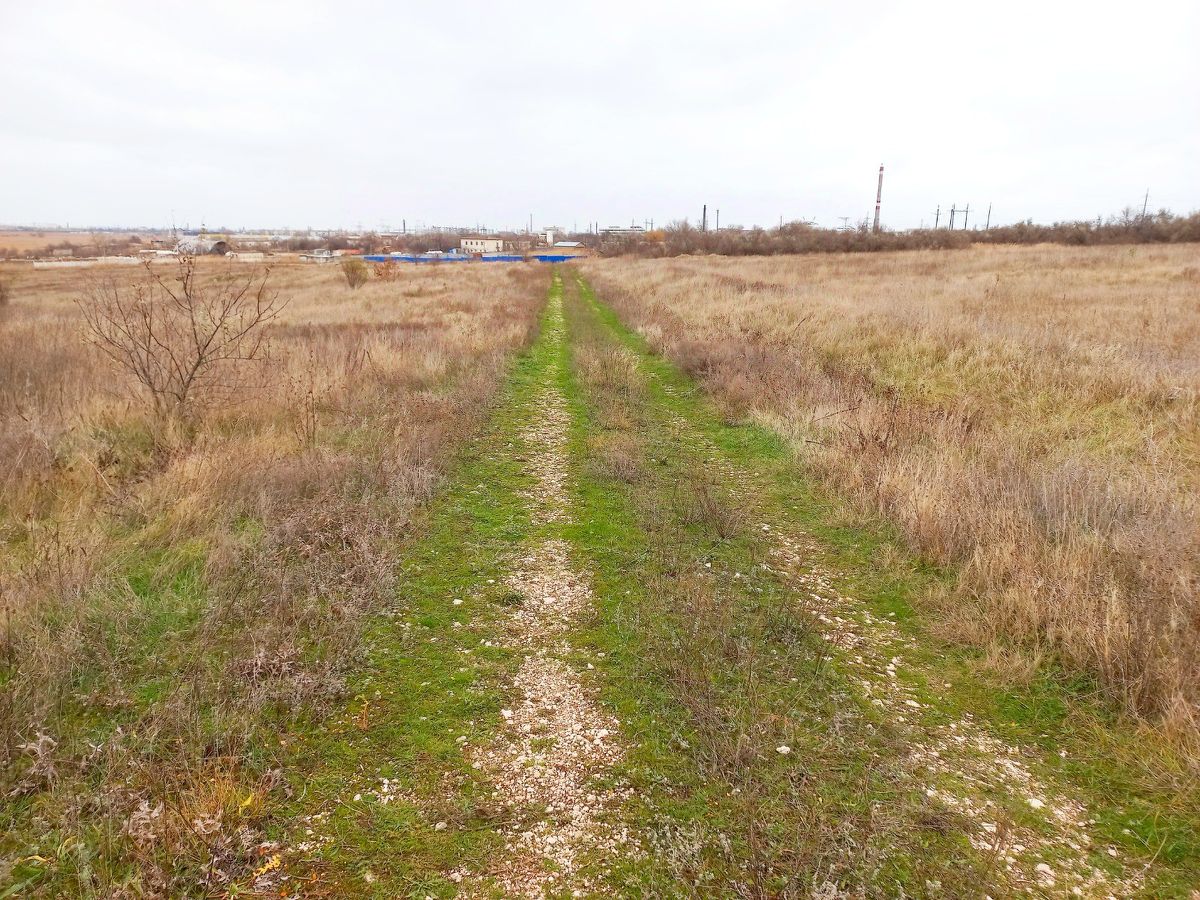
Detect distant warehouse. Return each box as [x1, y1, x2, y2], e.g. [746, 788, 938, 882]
[461, 237, 504, 254]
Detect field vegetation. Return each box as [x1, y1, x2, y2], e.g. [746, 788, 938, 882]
[608, 211, 1200, 258]
[4, 246, 1199, 896]
[0, 258, 545, 894]
[581, 244, 1200, 730]
[268, 272, 1200, 896]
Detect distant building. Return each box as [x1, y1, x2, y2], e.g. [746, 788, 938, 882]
[231, 234, 275, 248]
[461, 237, 503, 254]
[552, 241, 591, 256]
[600, 225, 645, 240]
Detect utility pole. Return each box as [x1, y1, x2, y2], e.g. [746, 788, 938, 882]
[702, 204, 707, 232]
[933, 205, 940, 229]
[715, 209, 720, 231]
[948, 204, 957, 230]
[963, 203, 970, 230]
[872, 164, 884, 232]
[1142, 188, 1149, 219]
[985, 203, 992, 230]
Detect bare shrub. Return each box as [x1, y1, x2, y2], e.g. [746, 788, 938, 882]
[0, 275, 11, 306]
[374, 260, 402, 282]
[340, 257, 368, 289]
[674, 475, 744, 539]
[589, 432, 643, 483]
[77, 257, 284, 421]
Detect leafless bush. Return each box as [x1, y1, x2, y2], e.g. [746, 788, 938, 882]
[77, 257, 285, 421]
[340, 257, 368, 289]
[373, 260, 402, 282]
[0, 275, 11, 307]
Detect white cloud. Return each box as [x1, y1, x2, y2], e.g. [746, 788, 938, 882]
[1, 0, 1196, 230]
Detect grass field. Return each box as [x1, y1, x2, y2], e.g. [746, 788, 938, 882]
[0, 231, 166, 258]
[582, 244, 1200, 727]
[0, 259, 545, 893]
[2, 250, 1198, 897]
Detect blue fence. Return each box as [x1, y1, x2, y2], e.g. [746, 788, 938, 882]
[363, 254, 471, 264]
[361, 253, 585, 264]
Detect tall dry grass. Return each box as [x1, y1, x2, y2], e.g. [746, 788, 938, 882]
[581, 244, 1200, 728]
[0, 259, 546, 893]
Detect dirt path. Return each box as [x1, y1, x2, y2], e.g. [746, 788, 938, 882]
[456, 287, 635, 897]
[561, 274, 1183, 897]
[771, 532, 1141, 896]
[660, 407, 1143, 895]
[274, 273, 1195, 897]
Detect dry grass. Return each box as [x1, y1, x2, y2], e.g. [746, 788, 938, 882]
[581, 244, 1200, 728]
[0, 230, 166, 258]
[0, 258, 546, 893]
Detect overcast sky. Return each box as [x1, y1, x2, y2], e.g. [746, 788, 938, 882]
[2, 0, 1197, 232]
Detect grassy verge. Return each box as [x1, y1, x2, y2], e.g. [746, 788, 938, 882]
[263, 277, 570, 897]
[564, 272, 1200, 896]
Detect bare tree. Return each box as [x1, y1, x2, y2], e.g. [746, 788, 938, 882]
[78, 257, 285, 420]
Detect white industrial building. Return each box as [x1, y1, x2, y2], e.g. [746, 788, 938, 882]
[461, 237, 503, 254]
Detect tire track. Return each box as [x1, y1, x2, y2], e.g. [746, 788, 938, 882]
[657, 392, 1142, 897]
[457, 289, 635, 897]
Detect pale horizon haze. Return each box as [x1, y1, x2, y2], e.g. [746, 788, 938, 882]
[1, 0, 1197, 232]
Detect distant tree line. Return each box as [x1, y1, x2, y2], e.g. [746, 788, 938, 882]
[6, 209, 1196, 261]
[604, 210, 1200, 258]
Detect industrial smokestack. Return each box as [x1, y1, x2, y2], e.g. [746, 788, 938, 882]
[872, 164, 884, 233]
